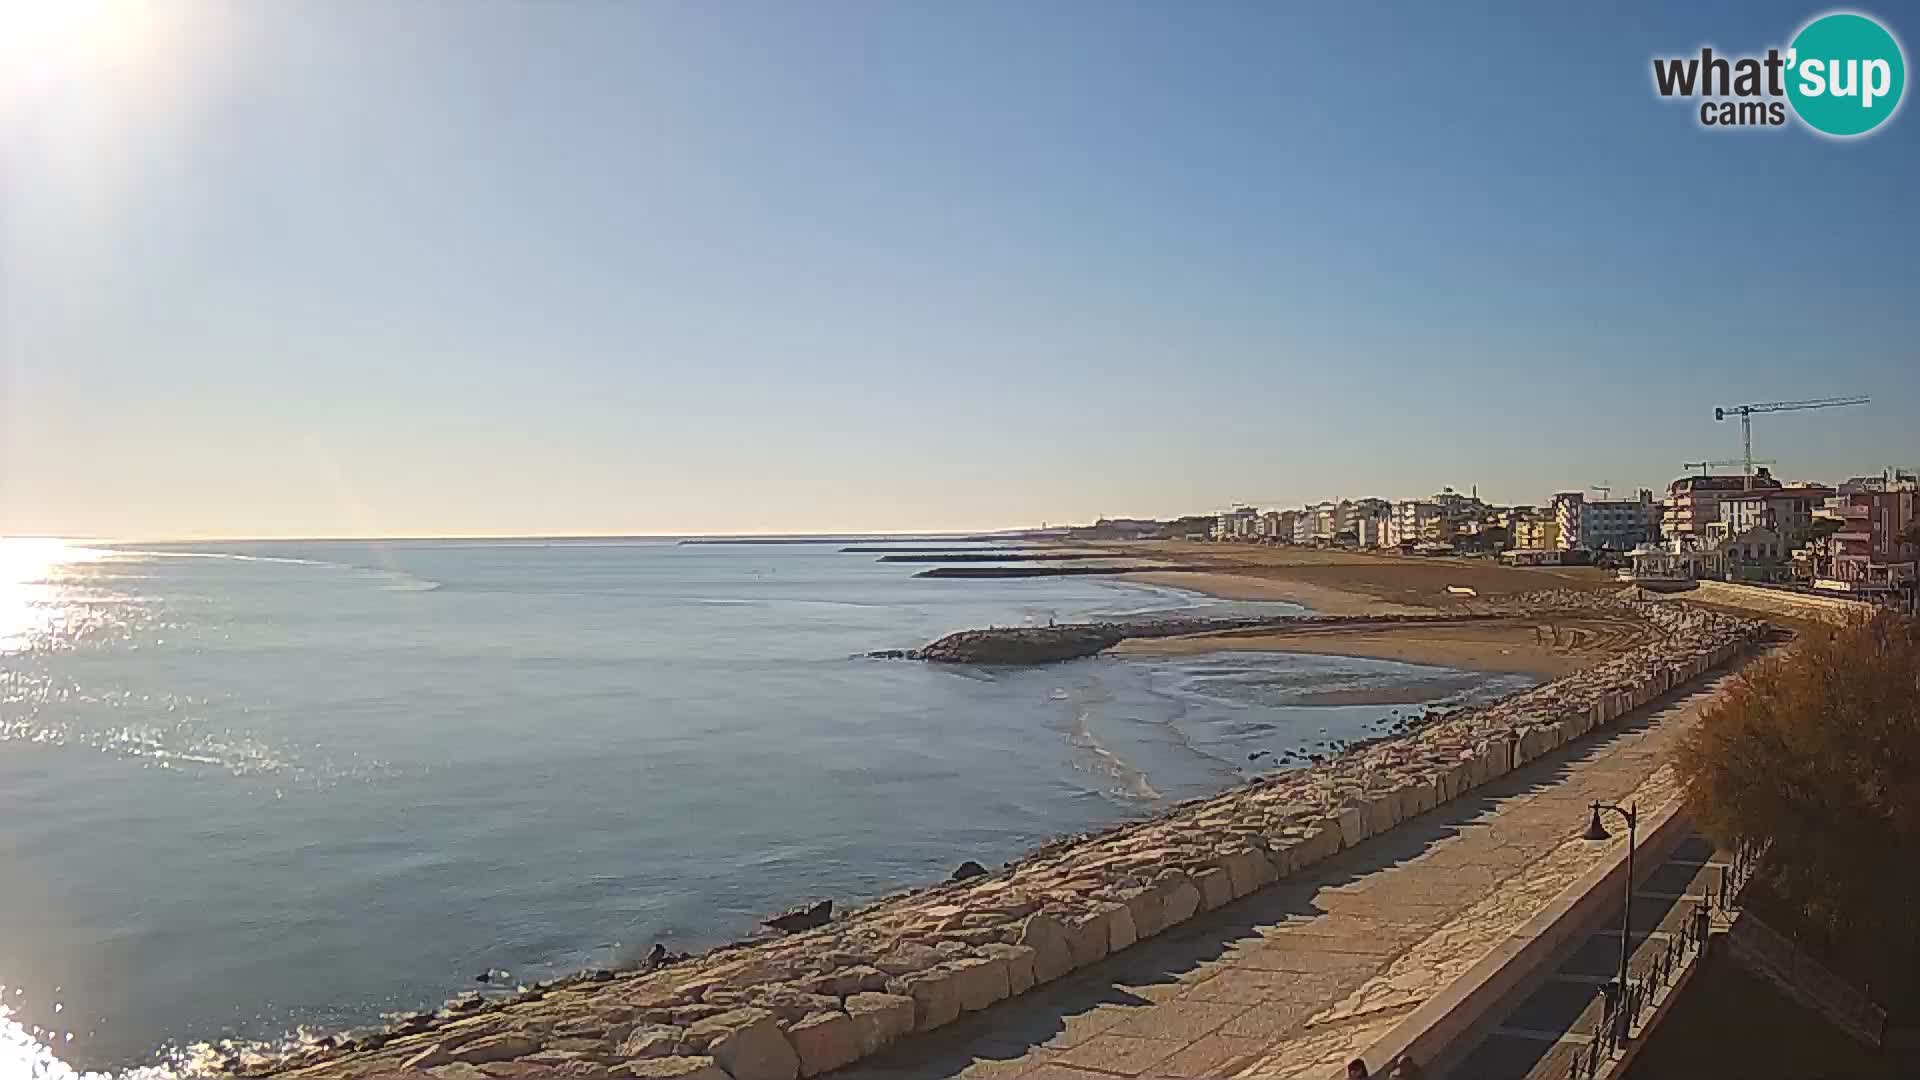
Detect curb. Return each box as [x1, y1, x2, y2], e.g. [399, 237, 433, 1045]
[1352, 800, 1696, 1077]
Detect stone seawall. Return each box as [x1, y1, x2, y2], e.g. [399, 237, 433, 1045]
[1686, 580, 1878, 626]
[261, 596, 1766, 1080]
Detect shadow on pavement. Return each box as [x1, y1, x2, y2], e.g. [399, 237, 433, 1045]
[830, 679, 1724, 1079]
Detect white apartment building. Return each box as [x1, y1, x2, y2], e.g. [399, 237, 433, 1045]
[1718, 486, 1835, 538]
[1390, 500, 1444, 546]
[1213, 506, 1260, 540]
[1352, 513, 1386, 547]
[1553, 490, 1659, 552]
[1292, 509, 1318, 546]
[1259, 510, 1298, 540]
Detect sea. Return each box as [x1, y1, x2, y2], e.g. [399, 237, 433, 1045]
[0, 537, 1535, 1076]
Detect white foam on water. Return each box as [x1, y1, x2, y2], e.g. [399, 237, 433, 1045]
[2, 997, 345, 1079]
[107, 551, 335, 568]
[1, 1002, 175, 1080]
[1060, 705, 1163, 802]
[110, 551, 444, 595]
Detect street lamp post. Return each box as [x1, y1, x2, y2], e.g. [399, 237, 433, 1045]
[1583, 802, 1639, 1011]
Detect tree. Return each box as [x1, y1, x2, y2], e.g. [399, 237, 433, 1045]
[1789, 517, 1843, 549]
[1900, 519, 1920, 548]
[1675, 613, 1920, 1000]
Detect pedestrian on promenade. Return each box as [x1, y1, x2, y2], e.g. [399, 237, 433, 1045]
[1391, 1053, 1424, 1078]
[1345, 1059, 1370, 1079]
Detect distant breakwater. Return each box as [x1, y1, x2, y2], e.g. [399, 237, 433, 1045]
[680, 537, 987, 546]
[878, 552, 1126, 564]
[843, 546, 1032, 554]
[913, 563, 1209, 579]
[871, 612, 1501, 665]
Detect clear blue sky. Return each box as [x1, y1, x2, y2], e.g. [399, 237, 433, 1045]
[2, 1, 1914, 538]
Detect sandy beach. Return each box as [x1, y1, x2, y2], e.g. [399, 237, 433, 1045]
[1113, 545, 1641, 677]
[1112, 541, 1615, 609]
[1114, 615, 1653, 679]
[1122, 569, 1431, 616]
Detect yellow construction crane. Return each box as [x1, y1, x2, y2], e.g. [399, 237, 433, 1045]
[1714, 396, 1870, 489]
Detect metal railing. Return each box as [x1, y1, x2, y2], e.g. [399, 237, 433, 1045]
[1719, 839, 1764, 909]
[1563, 840, 1764, 1078]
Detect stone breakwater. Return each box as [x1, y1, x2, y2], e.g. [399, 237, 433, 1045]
[911, 563, 1213, 579]
[892, 612, 1504, 665]
[259, 595, 1765, 1080]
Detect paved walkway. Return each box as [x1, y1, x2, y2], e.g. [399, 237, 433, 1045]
[826, 671, 1741, 1080]
[1442, 833, 1723, 1079]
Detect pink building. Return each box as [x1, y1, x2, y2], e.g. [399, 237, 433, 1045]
[1812, 480, 1918, 589]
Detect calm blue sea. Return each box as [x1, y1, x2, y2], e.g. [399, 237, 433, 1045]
[0, 538, 1531, 1075]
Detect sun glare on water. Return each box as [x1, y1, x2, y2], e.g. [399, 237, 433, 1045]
[0, 537, 113, 654]
[2, 538, 177, 1080]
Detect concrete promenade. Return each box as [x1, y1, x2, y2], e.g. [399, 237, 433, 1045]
[827, 673, 1738, 1080]
[1437, 831, 1722, 1079]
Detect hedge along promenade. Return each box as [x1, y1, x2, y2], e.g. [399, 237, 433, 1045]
[262, 594, 1766, 1080]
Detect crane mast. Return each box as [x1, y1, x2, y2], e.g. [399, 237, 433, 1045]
[1713, 396, 1870, 489]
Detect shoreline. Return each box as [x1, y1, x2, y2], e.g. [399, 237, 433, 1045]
[1104, 557, 1642, 680]
[1103, 571, 1636, 680]
[1121, 569, 1433, 617]
[1112, 617, 1636, 680]
[251, 597, 1768, 1080]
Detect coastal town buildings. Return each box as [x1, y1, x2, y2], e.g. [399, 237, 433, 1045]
[1285, 500, 1353, 545]
[1632, 543, 1721, 582]
[1717, 485, 1834, 538]
[1163, 463, 1902, 607]
[1702, 523, 1790, 581]
[1291, 510, 1316, 546]
[1662, 468, 1784, 543]
[1430, 486, 1489, 521]
[1839, 469, 1919, 495]
[1389, 500, 1445, 548]
[1260, 509, 1299, 541]
[1076, 517, 1164, 540]
[1213, 506, 1260, 540]
[1346, 499, 1390, 547]
[1313, 501, 1345, 543]
[1807, 477, 1919, 590]
[1511, 513, 1561, 552]
[1552, 489, 1659, 552]
[1349, 512, 1386, 547]
[1501, 547, 1569, 566]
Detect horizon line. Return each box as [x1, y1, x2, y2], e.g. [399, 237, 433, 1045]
[4, 528, 1060, 546]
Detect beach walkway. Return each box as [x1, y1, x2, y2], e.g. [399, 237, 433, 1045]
[825, 672, 1736, 1080]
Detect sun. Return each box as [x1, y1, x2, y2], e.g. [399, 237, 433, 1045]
[0, 0, 163, 97]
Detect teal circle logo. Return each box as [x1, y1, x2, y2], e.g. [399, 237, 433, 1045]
[1787, 12, 1906, 136]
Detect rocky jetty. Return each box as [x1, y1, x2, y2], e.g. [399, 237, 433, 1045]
[899, 612, 1501, 665]
[256, 594, 1765, 1080]
[912, 625, 1130, 664]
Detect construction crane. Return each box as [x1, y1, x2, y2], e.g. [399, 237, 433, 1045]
[1714, 396, 1870, 489]
[1682, 457, 1777, 476]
